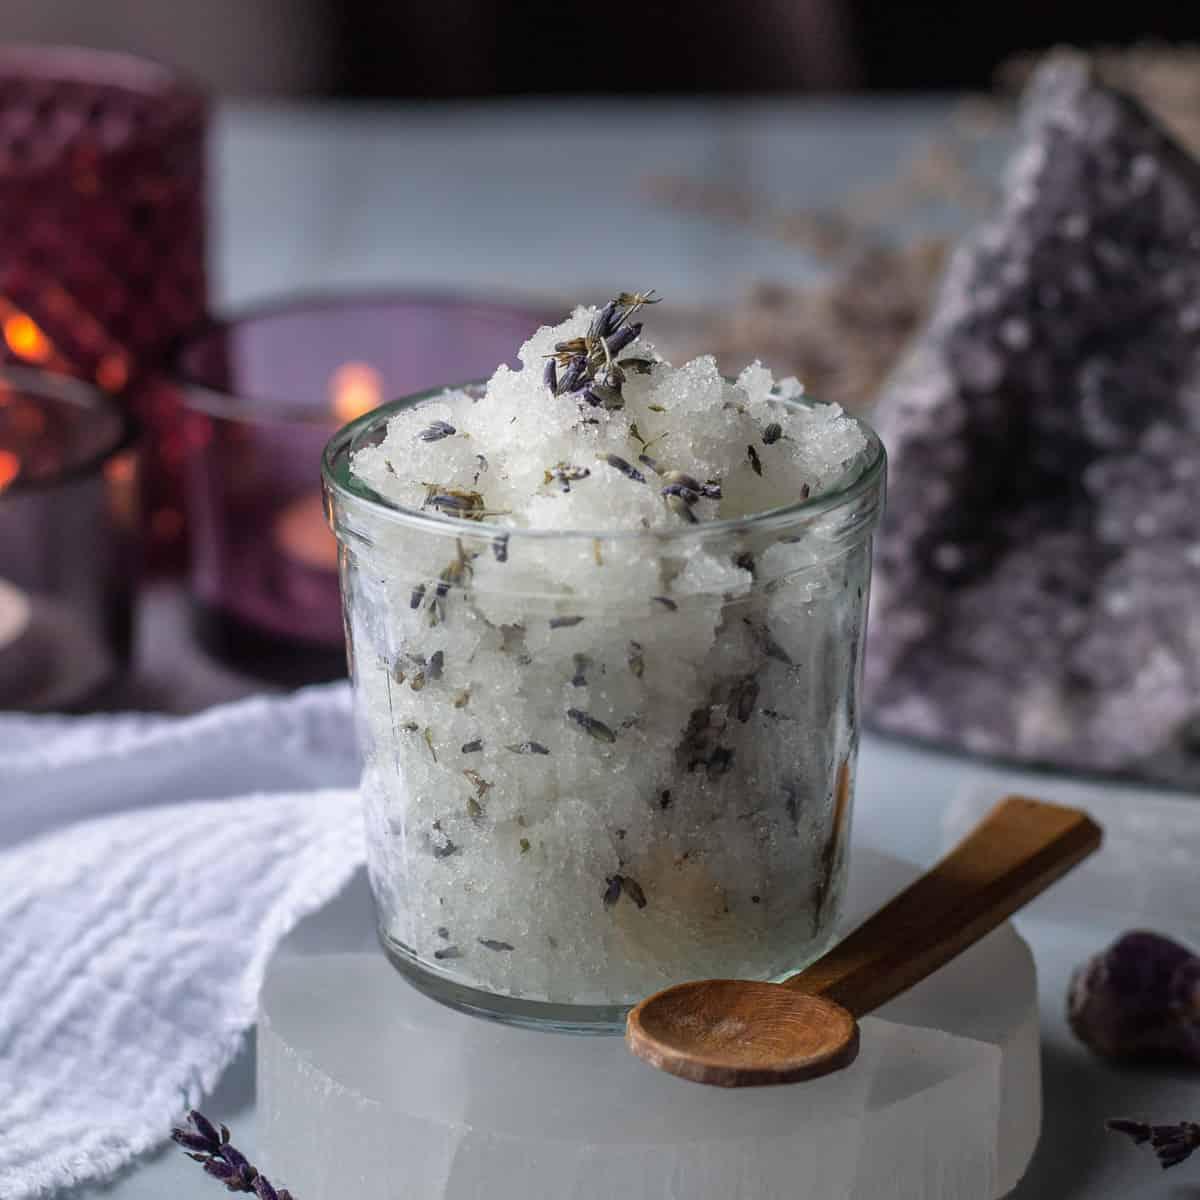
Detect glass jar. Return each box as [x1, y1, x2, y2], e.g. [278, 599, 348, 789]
[324, 386, 885, 1031]
[0, 367, 140, 710]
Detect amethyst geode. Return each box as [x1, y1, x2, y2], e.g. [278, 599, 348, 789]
[867, 60, 1200, 783]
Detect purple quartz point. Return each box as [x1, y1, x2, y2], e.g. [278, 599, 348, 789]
[866, 58, 1200, 786]
[1068, 930, 1200, 1065]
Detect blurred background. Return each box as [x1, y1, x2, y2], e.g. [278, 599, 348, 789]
[2, 0, 1196, 96]
[2, 0, 1199, 787]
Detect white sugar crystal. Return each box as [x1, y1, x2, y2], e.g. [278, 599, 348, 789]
[342, 302, 878, 1015]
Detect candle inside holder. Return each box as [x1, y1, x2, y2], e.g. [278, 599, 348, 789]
[0, 368, 140, 711]
[177, 293, 552, 685]
[0, 46, 207, 571]
[273, 492, 339, 574]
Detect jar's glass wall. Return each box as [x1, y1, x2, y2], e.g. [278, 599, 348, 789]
[327, 393, 883, 1031]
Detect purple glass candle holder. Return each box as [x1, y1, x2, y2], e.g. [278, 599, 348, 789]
[0, 366, 140, 710]
[176, 292, 552, 684]
[0, 45, 208, 570]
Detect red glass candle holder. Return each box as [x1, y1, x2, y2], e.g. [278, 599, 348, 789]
[176, 292, 552, 685]
[0, 366, 140, 710]
[0, 45, 207, 569]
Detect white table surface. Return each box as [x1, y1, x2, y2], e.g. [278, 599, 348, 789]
[70, 97, 1199, 1199]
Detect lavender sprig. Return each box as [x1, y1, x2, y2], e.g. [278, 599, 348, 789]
[547, 290, 659, 408]
[1108, 1118, 1200, 1170]
[172, 1111, 295, 1198]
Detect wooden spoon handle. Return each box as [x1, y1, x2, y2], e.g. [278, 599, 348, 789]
[785, 795, 1102, 1018]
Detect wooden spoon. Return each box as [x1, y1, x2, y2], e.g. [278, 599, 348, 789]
[626, 795, 1101, 1087]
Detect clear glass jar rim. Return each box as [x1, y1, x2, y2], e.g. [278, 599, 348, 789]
[173, 291, 552, 428]
[0, 366, 136, 495]
[323, 382, 886, 546]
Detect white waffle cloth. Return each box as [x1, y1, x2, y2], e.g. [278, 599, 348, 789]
[0, 684, 365, 1199]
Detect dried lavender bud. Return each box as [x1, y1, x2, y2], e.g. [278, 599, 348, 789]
[434, 945, 462, 960]
[417, 420, 457, 442]
[203, 1159, 239, 1184]
[174, 1130, 217, 1154]
[605, 321, 642, 356]
[571, 653, 591, 687]
[173, 1112, 293, 1199]
[660, 788, 672, 809]
[579, 387, 604, 408]
[567, 707, 617, 743]
[556, 354, 586, 394]
[427, 649, 444, 680]
[545, 462, 590, 492]
[436, 926, 449, 938]
[627, 640, 645, 678]
[1107, 1118, 1200, 1170]
[591, 299, 620, 339]
[652, 596, 678, 611]
[622, 876, 648, 909]
[423, 486, 484, 519]
[733, 550, 755, 575]
[700, 479, 722, 500]
[602, 875, 622, 908]
[461, 739, 483, 754]
[492, 533, 509, 562]
[479, 938, 514, 952]
[549, 615, 584, 629]
[637, 452, 660, 474]
[505, 741, 550, 755]
[748, 444, 763, 476]
[661, 482, 701, 505]
[763, 422, 783, 445]
[600, 453, 646, 483]
[410, 582, 427, 610]
[1068, 931, 1200, 1065]
[543, 358, 557, 395]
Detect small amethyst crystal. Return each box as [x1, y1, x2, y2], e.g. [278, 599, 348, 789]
[1068, 931, 1200, 1064]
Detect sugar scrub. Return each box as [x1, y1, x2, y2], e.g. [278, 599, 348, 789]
[324, 293, 885, 1029]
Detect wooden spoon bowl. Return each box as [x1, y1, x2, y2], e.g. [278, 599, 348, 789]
[628, 796, 1102, 1087]
[629, 980, 860, 1086]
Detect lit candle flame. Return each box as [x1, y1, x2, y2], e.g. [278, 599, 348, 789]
[3, 313, 52, 364]
[329, 362, 383, 424]
[0, 449, 20, 493]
